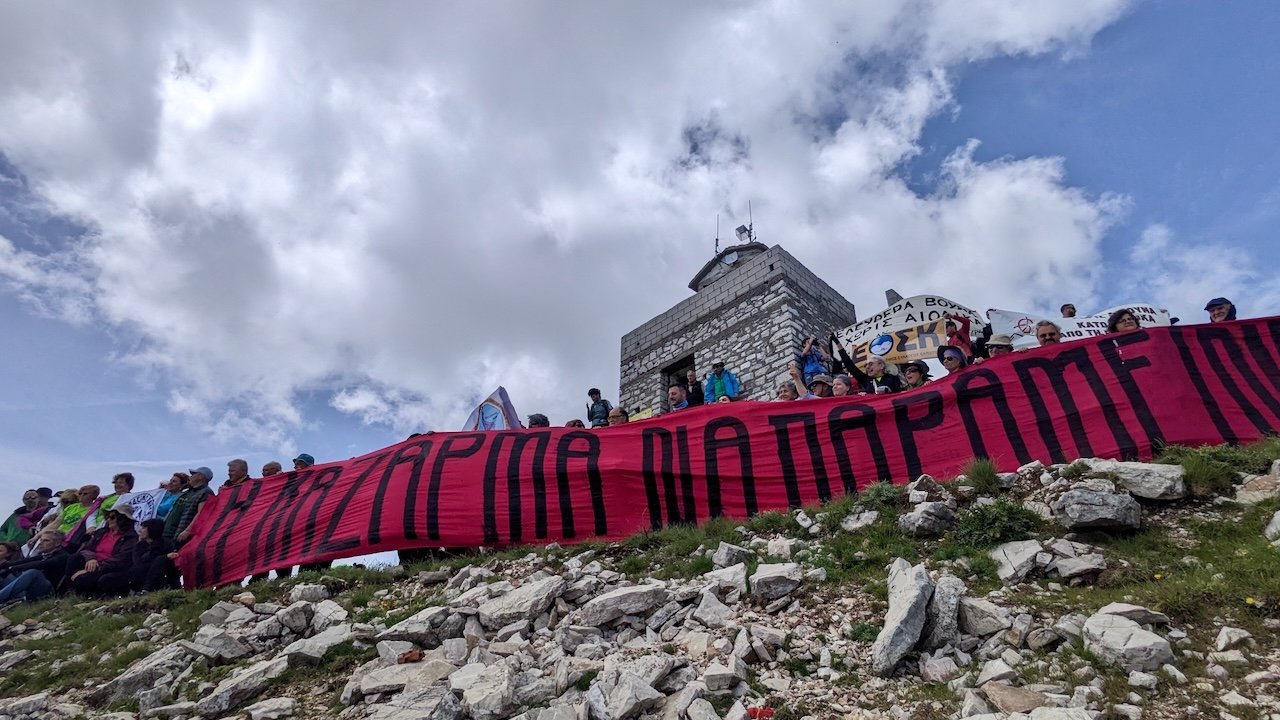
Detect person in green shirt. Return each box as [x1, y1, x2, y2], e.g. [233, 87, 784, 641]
[56, 485, 100, 535]
[85, 473, 135, 533]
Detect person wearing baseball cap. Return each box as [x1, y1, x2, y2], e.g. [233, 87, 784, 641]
[1203, 297, 1237, 323]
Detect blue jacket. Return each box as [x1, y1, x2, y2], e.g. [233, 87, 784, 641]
[704, 369, 740, 401]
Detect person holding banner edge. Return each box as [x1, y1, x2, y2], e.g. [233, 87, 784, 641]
[829, 337, 904, 394]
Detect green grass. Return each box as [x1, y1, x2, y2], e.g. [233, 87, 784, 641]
[1181, 452, 1244, 498]
[811, 516, 919, 587]
[859, 481, 908, 516]
[1154, 437, 1280, 497]
[847, 622, 880, 642]
[1008, 497, 1280, 636]
[961, 457, 1001, 495]
[946, 500, 1044, 549]
[615, 518, 741, 578]
[1059, 460, 1090, 481]
[574, 669, 599, 692]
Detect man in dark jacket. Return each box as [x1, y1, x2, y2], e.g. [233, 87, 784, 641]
[0, 529, 69, 603]
[148, 467, 214, 590]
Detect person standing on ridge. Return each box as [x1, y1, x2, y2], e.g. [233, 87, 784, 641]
[586, 388, 613, 428]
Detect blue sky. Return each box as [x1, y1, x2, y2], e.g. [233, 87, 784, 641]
[0, 1, 1276, 502]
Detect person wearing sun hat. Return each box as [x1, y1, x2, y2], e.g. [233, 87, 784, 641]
[937, 345, 969, 375]
[985, 333, 1015, 359]
[65, 502, 139, 596]
[292, 453, 316, 470]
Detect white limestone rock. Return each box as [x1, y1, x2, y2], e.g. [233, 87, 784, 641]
[869, 559, 934, 676]
[897, 502, 956, 537]
[1077, 458, 1187, 500]
[1082, 612, 1174, 672]
[989, 540, 1043, 584]
[921, 574, 966, 650]
[958, 597, 1012, 637]
[245, 697, 297, 720]
[711, 541, 752, 568]
[748, 563, 803, 600]
[1051, 489, 1142, 530]
[462, 663, 517, 720]
[476, 575, 566, 629]
[577, 585, 670, 626]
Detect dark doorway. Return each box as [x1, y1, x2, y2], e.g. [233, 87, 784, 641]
[660, 353, 696, 411]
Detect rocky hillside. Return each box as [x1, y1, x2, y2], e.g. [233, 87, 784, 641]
[1, 441, 1280, 720]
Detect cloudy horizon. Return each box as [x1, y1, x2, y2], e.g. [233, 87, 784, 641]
[2, 1, 1277, 494]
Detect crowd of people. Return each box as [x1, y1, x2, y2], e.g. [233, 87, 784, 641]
[0, 454, 322, 607]
[538, 297, 1245, 423]
[0, 297, 1246, 605]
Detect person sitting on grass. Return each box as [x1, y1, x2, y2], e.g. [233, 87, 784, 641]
[0, 529, 68, 606]
[65, 505, 139, 597]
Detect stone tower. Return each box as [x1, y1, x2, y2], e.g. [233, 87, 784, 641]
[619, 243, 857, 414]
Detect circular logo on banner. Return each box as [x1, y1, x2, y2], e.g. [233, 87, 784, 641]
[1015, 317, 1034, 334]
[870, 335, 894, 356]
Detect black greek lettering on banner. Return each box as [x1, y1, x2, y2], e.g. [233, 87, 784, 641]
[276, 466, 343, 564]
[825, 401, 891, 494]
[248, 469, 309, 574]
[768, 411, 832, 508]
[952, 368, 1033, 466]
[641, 427, 679, 530]
[428, 434, 487, 541]
[482, 433, 512, 544]
[1240, 320, 1280, 398]
[1170, 327, 1237, 444]
[703, 417, 757, 517]
[554, 431, 607, 538]
[677, 425, 697, 524]
[1098, 332, 1164, 454]
[1197, 326, 1280, 434]
[892, 391, 945, 480]
[197, 480, 262, 586]
[317, 450, 391, 554]
[1012, 348, 1115, 463]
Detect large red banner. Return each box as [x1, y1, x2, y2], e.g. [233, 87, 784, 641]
[180, 318, 1280, 588]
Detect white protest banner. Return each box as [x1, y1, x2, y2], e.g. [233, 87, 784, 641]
[988, 303, 1172, 348]
[842, 319, 949, 366]
[835, 295, 983, 366]
[116, 487, 170, 522]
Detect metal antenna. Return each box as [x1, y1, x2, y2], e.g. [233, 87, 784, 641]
[715, 214, 720, 254]
[748, 200, 754, 241]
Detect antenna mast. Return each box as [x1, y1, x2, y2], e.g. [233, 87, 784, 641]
[748, 200, 754, 242]
[714, 214, 720, 254]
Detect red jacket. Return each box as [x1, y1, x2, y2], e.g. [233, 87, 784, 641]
[947, 315, 973, 358]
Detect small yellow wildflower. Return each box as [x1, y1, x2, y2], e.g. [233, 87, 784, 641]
[1245, 597, 1256, 606]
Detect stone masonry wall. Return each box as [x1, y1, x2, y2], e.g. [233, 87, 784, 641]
[618, 245, 856, 413]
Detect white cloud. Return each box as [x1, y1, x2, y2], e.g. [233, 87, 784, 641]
[1120, 223, 1280, 324]
[0, 1, 1135, 442]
